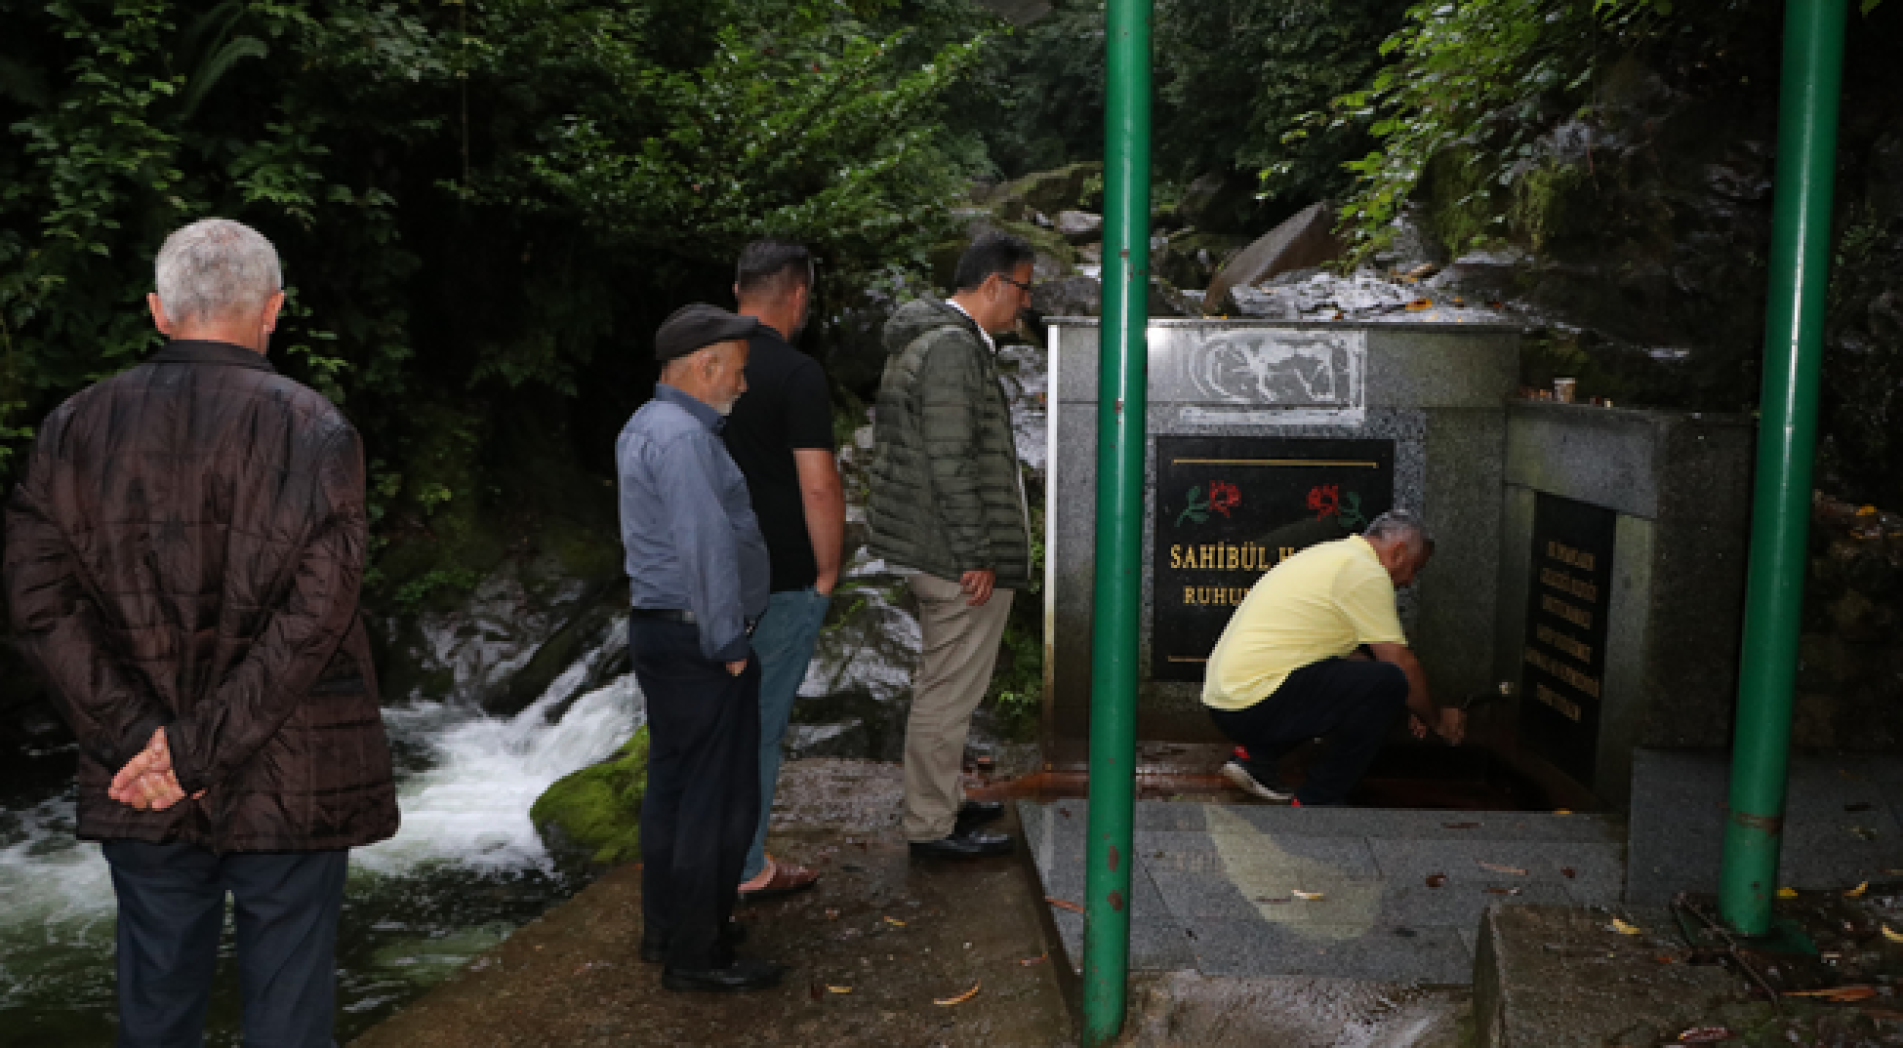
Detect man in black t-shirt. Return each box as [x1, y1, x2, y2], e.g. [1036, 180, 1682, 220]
[721, 239, 845, 900]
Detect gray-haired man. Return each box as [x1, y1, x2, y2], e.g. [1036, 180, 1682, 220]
[5, 218, 397, 1045]
[1202, 510, 1466, 807]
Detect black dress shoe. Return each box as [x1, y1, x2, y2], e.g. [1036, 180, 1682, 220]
[909, 826, 1014, 859]
[661, 956, 784, 993]
[955, 800, 1006, 829]
[640, 919, 747, 964]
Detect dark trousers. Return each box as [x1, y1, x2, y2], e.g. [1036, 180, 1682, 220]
[1208, 657, 1409, 806]
[102, 840, 349, 1048]
[630, 618, 762, 969]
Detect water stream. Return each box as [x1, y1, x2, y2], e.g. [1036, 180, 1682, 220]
[0, 642, 642, 1046]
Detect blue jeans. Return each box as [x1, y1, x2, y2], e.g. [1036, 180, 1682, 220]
[743, 586, 831, 880]
[102, 841, 349, 1048]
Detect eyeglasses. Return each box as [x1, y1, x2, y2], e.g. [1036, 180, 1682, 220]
[1000, 276, 1033, 294]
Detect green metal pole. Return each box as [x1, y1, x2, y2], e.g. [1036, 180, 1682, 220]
[1719, 0, 1847, 936]
[1081, 0, 1150, 1042]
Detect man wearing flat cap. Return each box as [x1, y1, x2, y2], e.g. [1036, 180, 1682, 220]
[616, 303, 780, 992]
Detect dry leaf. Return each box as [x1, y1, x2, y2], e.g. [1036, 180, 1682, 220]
[1676, 1026, 1733, 1043]
[1426, 874, 1448, 888]
[1478, 861, 1528, 876]
[1019, 953, 1048, 967]
[1561, 867, 1577, 879]
[1404, 298, 1433, 311]
[1777, 887, 1799, 899]
[1881, 924, 1903, 944]
[1553, 809, 1572, 815]
[1046, 897, 1085, 913]
[827, 985, 853, 994]
[934, 981, 981, 1006]
[1846, 881, 1870, 898]
[883, 916, 906, 927]
[1610, 917, 1643, 935]
[1785, 985, 1878, 1002]
[1292, 889, 1325, 900]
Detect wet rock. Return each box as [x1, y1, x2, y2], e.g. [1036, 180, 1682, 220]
[1202, 203, 1346, 316]
[979, 161, 1102, 221]
[377, 554, 603, 711]
[1054, 209, 1102, 243]
[528, 726, 649, 871]
[1373, 207, 1449, 272]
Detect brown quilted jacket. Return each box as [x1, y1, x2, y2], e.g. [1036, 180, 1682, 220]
[3, 340, 398, 852]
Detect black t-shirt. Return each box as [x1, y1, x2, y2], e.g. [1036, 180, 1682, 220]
[722, 328, 836, 593]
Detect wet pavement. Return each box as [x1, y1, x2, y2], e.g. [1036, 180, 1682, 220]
[350, 759, 1072, 1048]
[1024, 798, 1624, 986]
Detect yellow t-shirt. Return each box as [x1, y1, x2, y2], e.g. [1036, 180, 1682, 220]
[1200, 535, 1408, 711]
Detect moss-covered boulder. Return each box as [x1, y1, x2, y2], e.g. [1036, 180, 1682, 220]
[529, 727, 649, 870]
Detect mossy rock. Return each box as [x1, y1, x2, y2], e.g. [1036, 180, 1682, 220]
[984, 161, 1104, 219]
[529, 727, 649, 869]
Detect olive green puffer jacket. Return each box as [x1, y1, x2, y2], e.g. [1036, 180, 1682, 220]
[867, 298, 1031, 589]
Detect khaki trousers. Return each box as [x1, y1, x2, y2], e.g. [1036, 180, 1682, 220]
[902, 572, 1015, 841]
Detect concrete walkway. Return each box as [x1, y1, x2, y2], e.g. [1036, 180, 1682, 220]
[1022, 799, 1625, 985]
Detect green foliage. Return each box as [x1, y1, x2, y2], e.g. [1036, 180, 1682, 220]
[985, 489, 1044, 741]
[1331, 0, 1664, 255]
[513, 0, 984, 281]
[1159, 0, 1409, 201]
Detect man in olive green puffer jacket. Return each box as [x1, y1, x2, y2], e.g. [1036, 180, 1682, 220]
[868, 233, 1035, 859]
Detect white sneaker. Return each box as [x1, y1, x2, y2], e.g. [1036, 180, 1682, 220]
[1220, 759, 1295, 803]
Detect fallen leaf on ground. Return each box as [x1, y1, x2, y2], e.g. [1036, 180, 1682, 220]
[1785, 985, 1878, 1002]
[1292, 889, 1325, 900]
[1675, 1026, 1733, 1043]
[1019, 953, 1048, 967]
[935, 982, 981, 1006]
[1404, 298, 1433, 311]
[1253, 896, 1291, 904]
[1426, 874, 1448, 888]
[1553, 809, 1572, 815]
[1846, 881, 1869, 898]
[1777, 887, 1799, 899]
[1046, 897, 1084, 913]
[824, 908, 840, 920]
[1881, 924, 1903, 943]
[1610, 917, 1643, 935]
[1561, 867, 1577, 879]
[1478, 861, 1528, 876]
[883, 916, 906, 927]
[827, 986, 853, 994]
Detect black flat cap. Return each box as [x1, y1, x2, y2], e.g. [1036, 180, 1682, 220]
[654, 303, 759, 362]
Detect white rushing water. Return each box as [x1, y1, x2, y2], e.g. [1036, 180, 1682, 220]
[0, 642, 645, 1013]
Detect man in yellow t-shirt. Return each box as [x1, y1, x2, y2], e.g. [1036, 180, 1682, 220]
[1202, 510, 1465, 806]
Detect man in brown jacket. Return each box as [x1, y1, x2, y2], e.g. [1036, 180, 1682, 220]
[4, 218, 398, 1047]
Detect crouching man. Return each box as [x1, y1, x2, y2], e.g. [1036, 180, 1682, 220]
[1203, 510, 1465, 807]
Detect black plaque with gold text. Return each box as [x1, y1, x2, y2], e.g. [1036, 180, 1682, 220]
[1520, 493, 1616, 785]
[1152, 436, 1394, 682]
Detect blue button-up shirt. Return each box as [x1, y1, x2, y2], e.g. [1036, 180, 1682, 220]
[616, 384, 770, 662]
